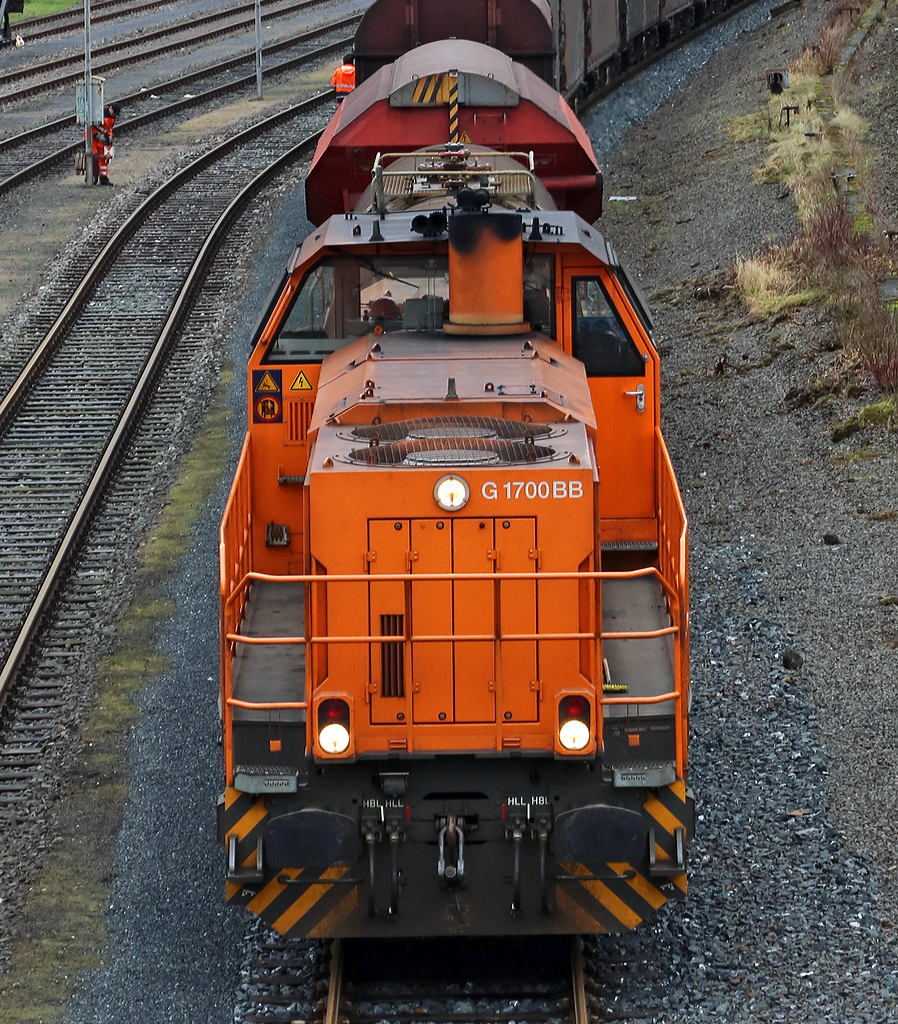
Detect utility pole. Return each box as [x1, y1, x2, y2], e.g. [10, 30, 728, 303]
[83, 0, 93, 185]
[254, 0, 262, 99]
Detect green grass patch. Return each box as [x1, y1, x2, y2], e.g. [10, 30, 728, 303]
[728, 112, 769, 144]
[828, 442, 876, 462]
[732, 13, 898, 392]
[12, 0, 79, 20]
[859, 397, 897, 426]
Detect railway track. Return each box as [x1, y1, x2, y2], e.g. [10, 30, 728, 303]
[238, 936, 596, 1024]
[13, 0, 336, 44]
[0, 91, 332, 831]
[0, 19, 357, 196]
[0, 2, 745, 1013]
[0, 0, 353, 102]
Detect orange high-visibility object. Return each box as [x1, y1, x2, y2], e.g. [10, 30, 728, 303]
[217, 145, 692, 940]
[330, 60, 356, 96]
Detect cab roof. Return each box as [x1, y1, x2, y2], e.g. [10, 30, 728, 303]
[288, 208, 615, 274]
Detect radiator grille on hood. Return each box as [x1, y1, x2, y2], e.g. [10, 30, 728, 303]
[348, 437, 555, 466]
[351, 417, 553, 443]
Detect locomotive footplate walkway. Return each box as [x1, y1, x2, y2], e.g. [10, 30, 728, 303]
[228, 571, 676, 723]
[601, 573, 676, 715]
[231, 581, 306, 723]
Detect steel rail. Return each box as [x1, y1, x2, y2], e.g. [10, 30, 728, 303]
[324, 940, 344, 1024]
[0, 25, 354, 197]
[10, 0, 167, 33]
[308, 937, 587, 1024]
[0, 14, 357, 156]
[0, 0, 343, 99]
[570, 938, 590, 1024]
[0, 95, 327, 709]
[15, 0, 331, 43]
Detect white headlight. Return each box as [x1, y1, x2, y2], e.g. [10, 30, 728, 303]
[319, 722, 350, 754]
[559, 718, 590, 751]
[434, 474, 469, 511]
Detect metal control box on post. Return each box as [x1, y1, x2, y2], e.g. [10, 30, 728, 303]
[79, 0, 99, 185]
[75, 76, 105, 181]
[75, 76, 105, 125]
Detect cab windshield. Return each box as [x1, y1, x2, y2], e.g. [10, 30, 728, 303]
[265, 253, 555, 362]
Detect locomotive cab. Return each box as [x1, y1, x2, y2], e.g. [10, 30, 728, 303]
[218, 148, 692, 937]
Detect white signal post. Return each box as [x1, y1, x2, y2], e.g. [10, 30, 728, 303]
[83, 0, 93, 185]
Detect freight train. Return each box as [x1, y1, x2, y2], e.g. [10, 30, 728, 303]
[352, 0, 746, 104]
[216, 12, 694, 939]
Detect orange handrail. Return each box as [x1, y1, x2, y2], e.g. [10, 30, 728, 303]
[219, 435, 690, 778]
[224, 565, 680, 610]
[221, 565, 687, 776]
[219, 435, 254, 778]
[655, 428, 690, 773]
[225, 627, 679, 645]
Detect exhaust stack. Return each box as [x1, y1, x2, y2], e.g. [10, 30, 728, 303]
[444, 208, 529, 336]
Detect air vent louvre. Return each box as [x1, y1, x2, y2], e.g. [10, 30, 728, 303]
[349, 438, 555, 465]
[380, 615, 405, 698]
[287, 401, 314, 444]
[352, 417, 552, 442]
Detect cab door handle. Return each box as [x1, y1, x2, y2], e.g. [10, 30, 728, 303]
[624, 383, 645, 413]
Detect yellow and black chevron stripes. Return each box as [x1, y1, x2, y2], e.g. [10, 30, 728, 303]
[558, 859, 679, 932]
[411, 73, 452, 104]
[221, 788, 268, 899]
[218, 785, 693, 936]
[553, 781, 693, 932]
[644, 779, 692, 894]
[231, 864, 360, 937]
[246, 866, 356, 936]
[220, 788, 361, 936]
[448, 74, 459, 142]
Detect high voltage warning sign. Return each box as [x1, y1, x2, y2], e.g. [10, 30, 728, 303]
[291, 371, 313, 391]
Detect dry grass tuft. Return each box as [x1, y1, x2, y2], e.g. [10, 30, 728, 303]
[793, 8, 859, 76]
[841, 300, 898, 393]
[732, 5, 897, 391]
[735, 255, 818, 317]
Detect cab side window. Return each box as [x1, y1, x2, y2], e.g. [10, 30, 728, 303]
[572, 278, 645, 377]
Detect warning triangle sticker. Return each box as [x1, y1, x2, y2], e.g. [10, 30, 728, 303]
[255, 371, 280, 393]
[459, 130, 472, 143]
[291, 371, 314, 391]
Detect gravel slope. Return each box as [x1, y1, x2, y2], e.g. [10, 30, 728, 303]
[582, 2, 898, 1019]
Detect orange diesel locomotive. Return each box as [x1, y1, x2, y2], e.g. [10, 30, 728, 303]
[217, 54, 692, 939]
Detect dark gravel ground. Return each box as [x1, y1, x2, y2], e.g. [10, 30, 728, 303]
[1, 0, 896, 1020]
[582, 1, 898, 1019]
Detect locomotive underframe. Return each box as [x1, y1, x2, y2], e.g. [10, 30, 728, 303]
[218, 753, 693, 936]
